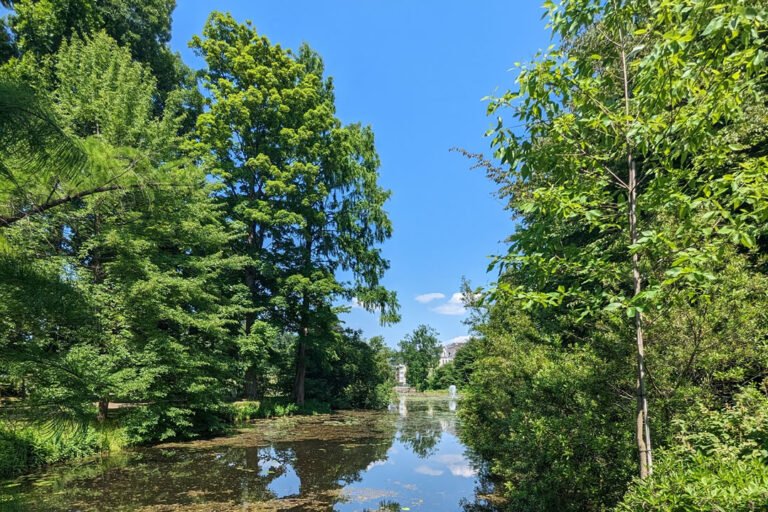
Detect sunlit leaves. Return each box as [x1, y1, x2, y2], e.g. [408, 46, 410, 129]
[484, 0, 768, 321]
[192, 12, 398, 402]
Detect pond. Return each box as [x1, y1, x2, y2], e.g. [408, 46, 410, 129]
[1, 396, 501, 511]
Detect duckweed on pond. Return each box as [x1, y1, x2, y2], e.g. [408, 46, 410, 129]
[1, 397, 504, 511]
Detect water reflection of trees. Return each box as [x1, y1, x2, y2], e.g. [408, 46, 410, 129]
[459, 451, 507, 512]
[395, 397, 457, 458]
[11, 448, 289, 509]
[363, 500, 405, 511]
[11, 413, 399, 510]
[396, 399, 506, 512]
[284, 436, 392, 494]
[234, 413, 399, 504]
[11, 398, 502, 510]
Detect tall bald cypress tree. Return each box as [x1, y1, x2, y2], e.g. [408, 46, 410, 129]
[192, 12, 398, 404]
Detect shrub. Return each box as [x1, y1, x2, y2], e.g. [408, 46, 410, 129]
[121, 401, 234, 444]
[425, 362, 458, 390]
[618, 387, 768, 511]
[305, 330, 394, 410]
[0, 429, 34, 479]
[228, 397, 331, 424]
[458, 333, 635, 511]
[0, 421, 125, 479]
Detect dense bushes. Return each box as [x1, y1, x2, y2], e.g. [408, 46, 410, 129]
[425, 362, 458, 390]
[229, 398, 332, 423]
[458, 0, 768, 509]
[305, 331, 394, 410]
[618, 388, 768, 511]
[460, 264, 768, 510]
[0, 329, 389, 479]
[424, 337, 483, 391]
[459, 329, 636, 510]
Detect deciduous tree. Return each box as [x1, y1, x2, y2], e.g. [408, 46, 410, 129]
[398, 325, 441, 391]
[482, 0, 768, 479]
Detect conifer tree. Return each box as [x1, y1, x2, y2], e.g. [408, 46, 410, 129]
[192, 12, 398, 404]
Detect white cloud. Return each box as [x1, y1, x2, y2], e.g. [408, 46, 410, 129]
[432, 292, 467, 316]
[365, 459, 390, 471]
[435, 454, 465, 464]
[415, 292, 446, 304]
[448, 335, 471, 345]
[434, 454, 477, 478]
[350, 298, 365, 310]
[414, 465, 444, 476]
[447, 464, 477, 478]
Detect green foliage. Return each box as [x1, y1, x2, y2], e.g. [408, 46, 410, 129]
[618, 388, 768, 511]
[426, 362, 457, 390]
[228, 397, 332, 423]
[305, 330, 394, 409]
[484, 0, 768, 318]
[229, 400, 264, 423]
[0, 4, 396, 478]
[122, 402, 232, 443]
[1, 57, 244, 444]
[2, 4, 250, 446]
[425, 339, 482, 390]
[0, 18, 15, 63]
[191, 12, 398, 403]
[0, 420, 126, 479]
[0, 78, 87, 227]
[0, 26, 188, 229]
[6, 0, 185, 101]
[459, 0, 768, 508]
[53, 32, 159, 146]
[4, 158, 246, 439]
[451, 337, 482, 387]
[398, 325, 441, 391]
[459, 328, 635, 511]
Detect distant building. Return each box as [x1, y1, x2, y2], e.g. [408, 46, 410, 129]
[439, 341, 467, 366]
[394, 364, 407, 386]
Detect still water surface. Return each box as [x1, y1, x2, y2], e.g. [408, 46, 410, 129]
[3, 396, 500, 511]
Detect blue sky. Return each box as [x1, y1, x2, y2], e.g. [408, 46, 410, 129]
[169, 1, 550, 348]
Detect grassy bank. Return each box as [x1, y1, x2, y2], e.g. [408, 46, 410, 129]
[0, 420, 127, 480]
[395, 389, 457, 398]
[228, 398, 332, 423]
[0, 397, 335, 480]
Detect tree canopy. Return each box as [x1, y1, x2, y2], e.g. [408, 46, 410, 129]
[4, 0, 186, 102]
[0, 4, 398, 459]
[398, 325, 441, 391]
[458, 0, 768, 509]
[191, 12, 398, 404]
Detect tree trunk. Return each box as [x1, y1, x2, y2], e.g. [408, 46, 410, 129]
[242, 304, 260, 399]
[292, 231, 313, 406]
[628, 157, 653, 478]
[620, 32, 653, 478]
[244, 367, 260, 400]
[97, 399, 109, 423]
[93, 225, 110, 427]
[292, 331, 307, 406]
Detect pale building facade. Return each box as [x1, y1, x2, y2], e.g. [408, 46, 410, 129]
[394, 364, 407, 386]
[439, 341, 467, 366]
